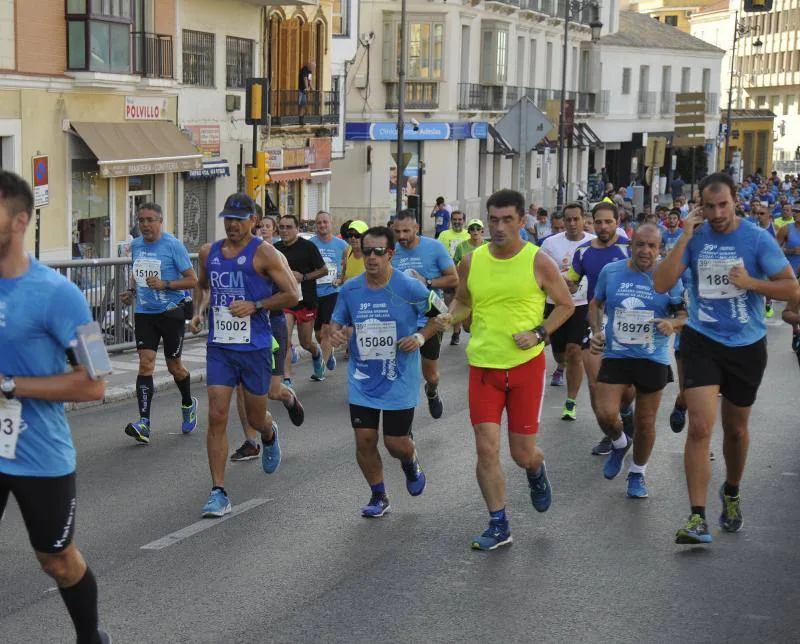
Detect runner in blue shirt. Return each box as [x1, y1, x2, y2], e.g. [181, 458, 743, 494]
[661, 209, 683, 256]
[330, 225, 437, 517]
[392, 209, 458, 419]
[121, 203, 199, 444]
[588, 224, 686, 499]
[190, 194, 300, 518]
[655, 172, 800, 545]
[310, 210, 350, 374]
[431, 196, 451, 237]
[0, 171, 110, 643]
[753, 203, 778, 318]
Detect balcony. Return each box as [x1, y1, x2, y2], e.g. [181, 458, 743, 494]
[576, 92, 596, 114]
[458, 83, 596, 115]
[239, 0, 318, 5]
[385, 82, 440, 110]
[596, 89, 610, 115]
[705, 92, 719, 115]
[269, 90, 340, 126]
[660, 92, 675, 116]
[637, 91, 657, 117]
[458, 83, 509, 111]
[132, 32, 173, 79]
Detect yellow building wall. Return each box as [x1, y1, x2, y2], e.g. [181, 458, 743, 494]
[719, 118, 775, 174]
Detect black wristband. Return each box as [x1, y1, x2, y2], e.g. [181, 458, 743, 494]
[533, 324, 549, 345]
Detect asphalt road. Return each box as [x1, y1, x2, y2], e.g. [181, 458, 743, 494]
[1, 320, 799, 643]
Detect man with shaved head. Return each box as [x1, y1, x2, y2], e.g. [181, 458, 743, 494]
[587, 224, 687, 499]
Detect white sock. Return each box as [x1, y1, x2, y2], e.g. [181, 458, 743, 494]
[628, 462, 646, 475]
[611, 434, 628, 450]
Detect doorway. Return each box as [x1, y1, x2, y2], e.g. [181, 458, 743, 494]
[127, 175, 154, 238]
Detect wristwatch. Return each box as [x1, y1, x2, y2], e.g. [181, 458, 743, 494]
[532, 325, 549, 345]
[254, 300, 264, 312]
[164, 280, 171, 290]
[413, 333, 425, 347]
[425, 279, 432, 289]
[1, 376, 16, 400]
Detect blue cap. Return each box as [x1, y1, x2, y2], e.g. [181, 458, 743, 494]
[219, 193, 256, 219]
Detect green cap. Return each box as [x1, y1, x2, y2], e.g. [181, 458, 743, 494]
[348, 220, 369, 234]
[467, 219, 484, 229]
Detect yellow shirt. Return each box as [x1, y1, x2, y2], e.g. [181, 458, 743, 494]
[466, 243, 546, 369]
[438, 229, 471, 259]
[775, 216, 795, 228]
[343, 247, 365, 281]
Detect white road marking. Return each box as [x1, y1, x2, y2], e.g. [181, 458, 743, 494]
[781, 472, 798, 476]
[140, 498, 270, 550]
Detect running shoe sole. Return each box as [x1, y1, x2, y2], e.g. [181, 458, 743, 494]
[124, 424, 150, 444]
[361, 504, 391, 518]
[675, 531, 712, 545]
[202, 504, 232, 518]
[285, 395, 305, 427]
[471, 535, 513, 551]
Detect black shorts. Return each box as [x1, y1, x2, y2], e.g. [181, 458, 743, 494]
[0, 472, 77, 553]
[135, 312, 185, 359]
[545, 303, 589, 354]
[597, 358, 674, 394]
[349, 405, 415, 437]
[420, 330, 443, 361]
[680, 326, 767, 407]
[271, 314, 288, 378]
[314, 293, 338, 331]
[442, 287, 456, 297]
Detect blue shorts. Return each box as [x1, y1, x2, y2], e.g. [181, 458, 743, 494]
[206, 346, 271, 395]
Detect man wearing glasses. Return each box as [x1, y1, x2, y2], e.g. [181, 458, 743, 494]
[121, 202, 198, 444]
[330, 226, 438, 518]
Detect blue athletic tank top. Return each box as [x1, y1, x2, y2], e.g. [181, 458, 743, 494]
[786, 224, 800, 275]
[206, 237, 273, 351]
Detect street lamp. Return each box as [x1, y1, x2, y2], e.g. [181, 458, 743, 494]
[723, 13, 762, 171]
[557, 0, 602, 208]
[395, 0, 407, 218]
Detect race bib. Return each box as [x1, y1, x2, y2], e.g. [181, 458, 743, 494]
[355, 320, 397, 361]
[449, 240, 460, 256]
[697, 258, 745, 300]
[613, 308, 654, 345]
[212, 306, 251, 344]
[572, 277, 589, 302]
[132, 258, 162, 288]
[0, 399, 22, 460]
[318, 260, 338, 285]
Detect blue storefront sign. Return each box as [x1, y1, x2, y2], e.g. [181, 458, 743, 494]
[345, 121, 489, 141]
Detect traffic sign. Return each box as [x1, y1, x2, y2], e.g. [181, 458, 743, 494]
[493, 97, 553, 154]
[645, 137, 667, 167]
[32, 155, 49, 208]
[673, 93, 707, 149]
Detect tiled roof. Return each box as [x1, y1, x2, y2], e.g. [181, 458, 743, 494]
[601, 10, 725, 54]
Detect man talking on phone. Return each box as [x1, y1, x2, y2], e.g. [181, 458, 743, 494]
[654, 172, 800, 545]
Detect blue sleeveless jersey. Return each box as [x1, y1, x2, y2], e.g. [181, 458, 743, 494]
[206, 238, 273, 351]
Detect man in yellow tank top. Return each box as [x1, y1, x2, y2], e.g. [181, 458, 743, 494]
[436, 189, 575, 551]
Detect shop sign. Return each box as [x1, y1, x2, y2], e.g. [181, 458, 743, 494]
[345, 121, 489, 141]
[265, 148, 284, 169]
[100, 157, 202, 177]
[283, 147, 307, 168]
[125, 96, 169, 120]
[184, 124, 221, 157]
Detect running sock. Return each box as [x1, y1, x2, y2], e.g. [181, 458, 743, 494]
[262, 429, 276, 445]
[489, 507, 507, 524]
[526, 465, 544, 481]
[176, 374, 192, 407]
[724, 482, 740, 498]
[691, 506, 706, 519]
[212, 486, 227, 496]
[425, 383, 439, 397]
[58, 567, 100, 644]
[565, 398, 576, 409]
[620, 405, 633, 417]
[628, 462, 647, 475]
[246, 438, 259, 449]
[136, 375, 154, 420]
[370, 481, 386, 496]
[611, 434, 629, 450]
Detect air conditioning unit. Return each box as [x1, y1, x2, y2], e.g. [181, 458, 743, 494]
[226, 94, 242, 112]
[353, 74, 367, 89]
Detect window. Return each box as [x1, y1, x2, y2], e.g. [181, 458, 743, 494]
[66, 0, 133, 73]
[226, 36, 253, 89]
[332, 0, 348, 36]
[756, 95, 766, 108]
[702, 68, 710, 93]
[516, 37, 525, 87]
[183, 30, 214, 87]
[480, 25, 508, 85]
[529, 38, 537, 87]
[770, 96, 780, 113]
[382, 16, 445, 81]
[784, 95, 793, 115]
[545, 41, 553, 89]
[681, 67, 691, 92]
[622, 67, 631, 95]
[664, 15, 678, 27]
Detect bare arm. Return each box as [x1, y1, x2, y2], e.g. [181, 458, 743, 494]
[730, 264, 800, 302]
[189, 244, 211, 332]
[536, 251, 575, 337]
[229, 244, 301, 317]
[431, 265, 458, 290]
[11, 365, 104, 403]
[588, 297, 605, 334]
[436, 254, 472, 330]
[302, 266, 329, 282]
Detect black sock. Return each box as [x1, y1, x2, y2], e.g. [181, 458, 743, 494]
[175, 374, 192, 407]
[425, 382, 438, 397]
[212, 485, 227, 496]
[136, 375, 154, 420]
[58, 567, 100, 644]
[724, 482, 739, 498]
[262, 429, 276, 445]
[691, 506, 706, 519]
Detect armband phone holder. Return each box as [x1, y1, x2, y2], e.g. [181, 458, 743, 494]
[72, 321, 113, 380]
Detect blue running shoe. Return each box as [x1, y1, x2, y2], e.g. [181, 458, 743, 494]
[471, 521, 513, 551]
[181, 396, 198, 434]
[202, 488, 231, 518]
[290, 345, 299, 364]
[591, 435, 612, 455]
[326, 352, 337, 371]
[282, 378, 294, 390]
[124, 419, 151, 444]
[527, 462, 552, 512]
[603, 436, 631, 480]
[550, 366, 565, 387]
[675, 514, 712, 544]
[719, 485, 743, 533]
[310, 352, 326, 381]
[361, 494, 390, 518]
[626, 472, 648, 498]
[401, 451, 426, 496]
[261, 422, 281, 474]
[670, 406, 687, 433]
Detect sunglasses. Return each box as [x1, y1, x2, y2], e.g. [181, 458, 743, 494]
[346, 232, 361, 239]
[362, 247, 390, 256]
[467, 226, 483, 232]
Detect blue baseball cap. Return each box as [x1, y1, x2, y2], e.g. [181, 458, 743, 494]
[219, 193, 256, 219]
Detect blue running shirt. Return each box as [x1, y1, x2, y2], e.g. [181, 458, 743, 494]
[662, 229, 683, 254]
[595, 261, 683, 365]
[0, 259, 92, 476]
[569, 239, 630, 302]
[332, 270, 430, 410]
[680, 219, 789, 346]
[392, 236, 454, 283]
[310, 235, 349, 297]
[131, 233, 193, 314]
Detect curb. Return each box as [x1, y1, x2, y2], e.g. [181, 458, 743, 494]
[66, 369, 207, 412]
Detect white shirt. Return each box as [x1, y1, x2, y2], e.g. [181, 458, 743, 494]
[540, 231, 596, 306]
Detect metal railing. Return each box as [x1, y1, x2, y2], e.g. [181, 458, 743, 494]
[637, 91, 657, 116]
[457, 83, 507, 111]
[385, 81, 440, 110]
[132, 32, 174, 79]
[661, 91, 676, 116]
[576, 92, 596, 114]
[597, 89, 610, 115]
[45, 256, 206, 353]
[269, 89, 340, 126]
